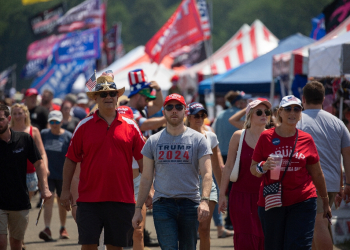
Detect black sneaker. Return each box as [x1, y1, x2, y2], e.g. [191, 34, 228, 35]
[144, 229, 160, 247]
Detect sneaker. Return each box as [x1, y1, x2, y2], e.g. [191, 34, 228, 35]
[39, 228, 53, 242]
[59, 227, 70, 239]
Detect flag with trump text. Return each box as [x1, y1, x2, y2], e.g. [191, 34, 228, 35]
[145, 0, 209, 64]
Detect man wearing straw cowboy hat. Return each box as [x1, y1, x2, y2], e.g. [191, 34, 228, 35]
[60, 72, 145, 249]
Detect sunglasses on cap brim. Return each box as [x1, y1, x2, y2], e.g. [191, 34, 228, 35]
[95, 82, 117, 91]
[164, 104, 185, 111]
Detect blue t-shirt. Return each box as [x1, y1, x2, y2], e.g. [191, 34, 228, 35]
[212, 106, 243, 156]
[41, 129, 72, 180]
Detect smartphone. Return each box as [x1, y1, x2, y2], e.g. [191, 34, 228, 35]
[326, 214, 332, 225]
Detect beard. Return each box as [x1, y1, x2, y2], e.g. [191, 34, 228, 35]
[0, 123, 8, 135]
[164, 111, 185, 127]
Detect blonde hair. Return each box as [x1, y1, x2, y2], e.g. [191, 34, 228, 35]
[10, 103, 31, 127]
[243, 105, 271, 129]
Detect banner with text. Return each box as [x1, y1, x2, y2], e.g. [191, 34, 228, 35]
[145, 0, 205, 64]
[21, 58, 48, 79]
[29, 3, 64, 37]
[30, 59, 95, 99]
[53, 28, 101, 64]
[27, 34, 67, 60]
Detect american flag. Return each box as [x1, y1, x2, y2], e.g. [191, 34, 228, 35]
[264, 183, 282, 211]
[196, 0, 211, 40]
[85, 72, 96, 91]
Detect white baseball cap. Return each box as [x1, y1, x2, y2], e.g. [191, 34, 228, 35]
[279, 95, 302, 108]
[48, 110, 63, 122]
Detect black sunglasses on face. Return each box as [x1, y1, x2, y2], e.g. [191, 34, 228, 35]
[99, 91, 118, 98]
[164, 104, 184, 111]
[255, 109, 271, 116]
[283, 106, 302, 113]
[193, 113, 207, 119]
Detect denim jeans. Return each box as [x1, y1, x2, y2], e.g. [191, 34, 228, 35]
[258, 198, 317, 250]
[153, 198, 199, 250]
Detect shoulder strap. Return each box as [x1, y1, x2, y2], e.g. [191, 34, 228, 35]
[29, 126, 33, 137]
[280, 130, 298, 183]
[237, 129, 245, 153]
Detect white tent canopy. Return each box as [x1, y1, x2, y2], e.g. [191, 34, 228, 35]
[309, 31, 350, 77]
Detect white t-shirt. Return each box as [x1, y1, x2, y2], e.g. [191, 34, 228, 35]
[204, 131, 219, 150]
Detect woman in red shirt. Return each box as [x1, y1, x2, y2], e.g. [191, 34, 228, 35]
[218, 98, 272, 250]
[250, 95, 331, 250]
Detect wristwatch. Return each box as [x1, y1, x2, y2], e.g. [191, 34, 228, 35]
[201, 197, 210, 201]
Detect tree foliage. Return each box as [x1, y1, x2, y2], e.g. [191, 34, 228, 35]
[0, 0, 332, 90]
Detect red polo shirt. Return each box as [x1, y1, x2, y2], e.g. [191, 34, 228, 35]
[66, 110, 145, 204]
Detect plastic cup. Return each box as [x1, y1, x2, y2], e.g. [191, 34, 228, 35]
[269, 154, 283, 180]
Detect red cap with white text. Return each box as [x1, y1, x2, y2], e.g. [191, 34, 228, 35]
[163, 94, 186, 106]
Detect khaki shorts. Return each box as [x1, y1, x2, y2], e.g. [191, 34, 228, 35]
[0, 209, 29, 240]
[316, 192, 337, 214]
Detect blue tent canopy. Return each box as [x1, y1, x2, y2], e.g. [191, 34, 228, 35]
[212, 33, 315, 95]
[198, 65, 244, 95]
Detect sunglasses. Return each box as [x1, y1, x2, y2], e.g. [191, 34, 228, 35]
[49, 120, 60, 125]
[95, 82, 117, 91]
[99, 91, 118, 98]
[193, 113, 207, 119]
[164, 104, 185, 111]
[283, 106, 302, 113]
[255, 109, 271, 116]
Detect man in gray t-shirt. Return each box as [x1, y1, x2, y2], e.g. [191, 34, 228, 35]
[132, 94, 213, 250]
[296, 81, 350, 250]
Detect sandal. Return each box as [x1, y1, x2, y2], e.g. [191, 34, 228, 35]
[218, 229, 234, 238]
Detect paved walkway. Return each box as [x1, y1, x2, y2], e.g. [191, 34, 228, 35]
[12, 195, 349, 250]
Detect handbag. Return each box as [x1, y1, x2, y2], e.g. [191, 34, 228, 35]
[263, 130, 298, 211]
[229, 129, 245, 182]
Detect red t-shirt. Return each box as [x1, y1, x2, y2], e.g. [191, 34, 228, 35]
[252, 128, 319, 207]
[66, 110, 145, 204]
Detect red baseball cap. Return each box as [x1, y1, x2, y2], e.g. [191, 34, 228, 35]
[25, 88, 39, 97]
[117, 106, 134, 119]
[163, 94, 186, 107]
[170, 75, 179, 82]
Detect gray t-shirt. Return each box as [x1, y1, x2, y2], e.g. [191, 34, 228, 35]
[297, 109, 350, 192]
[141, 127, 212, 203]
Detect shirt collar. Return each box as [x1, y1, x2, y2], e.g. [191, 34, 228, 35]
[92, 109, 123, 123]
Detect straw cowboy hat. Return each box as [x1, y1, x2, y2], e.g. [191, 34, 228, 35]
[86, 73, 125, 99]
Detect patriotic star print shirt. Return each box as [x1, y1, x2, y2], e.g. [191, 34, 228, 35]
[252, 128, 319, 207]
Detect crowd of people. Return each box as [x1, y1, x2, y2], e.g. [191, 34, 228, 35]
[1, 68, 350, 250]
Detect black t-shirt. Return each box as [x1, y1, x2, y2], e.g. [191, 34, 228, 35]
[29, 106, 49, 131]
[0, 129, 42, 210]
[61, 117, 80, 133]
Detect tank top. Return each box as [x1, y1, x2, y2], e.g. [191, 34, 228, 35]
[26, 126, 36, 174]
[230, 132, 262, 193]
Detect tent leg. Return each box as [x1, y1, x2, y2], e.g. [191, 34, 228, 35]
[269, 78, 275, 105]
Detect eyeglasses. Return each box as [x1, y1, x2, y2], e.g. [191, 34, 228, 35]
[282, 106, 302, 113]
[193, 113, 207, 119]
[99, 91, 118, 98]
[255, 109, 271, 116]
[49, 120, 60, 125]
[164, 104, 185, 111]
[95, 82, 117, 91]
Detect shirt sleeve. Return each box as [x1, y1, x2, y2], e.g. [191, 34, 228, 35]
[133, 110, 147, 128]
[306, 137, 320, 165]
[198, 136, 213, 159]
[65, 124, 84, 163]
[132, 125, 145, 161]
[27, 135, 42, 164]
[141, 139, 154, 160]
[340, 122, 350, 149]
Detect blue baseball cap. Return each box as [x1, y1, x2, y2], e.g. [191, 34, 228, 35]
[186, 102, 207, 116]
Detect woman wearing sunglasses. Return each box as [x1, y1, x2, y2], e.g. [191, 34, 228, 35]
[10, 103, 48, 200]
[186, 102, 233, 250]
[39, 110, 73, 241]
[218, 98, 271, 250]
[250, 95, 331, 250]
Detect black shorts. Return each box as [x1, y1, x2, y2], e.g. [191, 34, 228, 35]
[76, 202, 135, 247]
[48, 179, 63, 197]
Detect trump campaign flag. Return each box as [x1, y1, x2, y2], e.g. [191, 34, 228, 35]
[145, 0, 208, 64]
